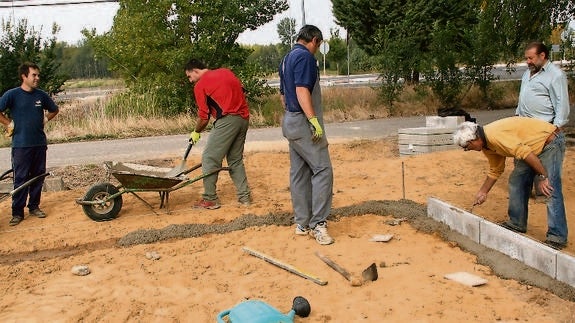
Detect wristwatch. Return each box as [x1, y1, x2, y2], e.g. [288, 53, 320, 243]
[537, 174, 547, 180]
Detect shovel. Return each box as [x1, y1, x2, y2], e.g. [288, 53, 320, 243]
[165, 143, 193, 178]
[315, 251, 378, 287]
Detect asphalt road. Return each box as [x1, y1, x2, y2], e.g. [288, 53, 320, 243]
[0, 108, 515, 170]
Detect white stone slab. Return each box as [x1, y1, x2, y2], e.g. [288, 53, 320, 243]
[444, 271, 488, 287]
[426, 116, 465, 128]
[556, 253, 575, 286]
[480, 220, 557, 278]
[427, 197, 481, 243]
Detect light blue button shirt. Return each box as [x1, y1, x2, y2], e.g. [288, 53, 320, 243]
[516, 61, 570, 127]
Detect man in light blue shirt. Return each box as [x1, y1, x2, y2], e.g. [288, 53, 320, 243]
[516, 41, 570, 127]
[516, 42, 569, 198]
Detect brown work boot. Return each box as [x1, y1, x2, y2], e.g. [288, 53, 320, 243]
[9, 216, 23, 226]
[30, 208, 47, 218]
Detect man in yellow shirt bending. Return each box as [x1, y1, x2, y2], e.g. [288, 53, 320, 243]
[453, 116, 567, 250]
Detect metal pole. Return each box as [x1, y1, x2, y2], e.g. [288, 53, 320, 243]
[401, 161, 405, 199]
[346, 29, 350, 83]
[301, 0, 306, 26]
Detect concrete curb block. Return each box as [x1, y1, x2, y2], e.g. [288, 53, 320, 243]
[427, 196, 574, 288]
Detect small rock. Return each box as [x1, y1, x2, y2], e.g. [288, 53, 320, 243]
[71, 265, 91, 276]
[145, 251, 161, 260]
[384, 218, 407, 226]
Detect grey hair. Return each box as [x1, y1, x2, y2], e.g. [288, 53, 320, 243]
[453, 121, 478, 147]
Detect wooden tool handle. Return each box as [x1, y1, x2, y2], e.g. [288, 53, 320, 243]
[315, 251, 352, 281]
[243, 247, 327, 286]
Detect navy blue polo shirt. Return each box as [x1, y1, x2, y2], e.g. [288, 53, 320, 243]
[279, 44, 318, 113]
[0, 87, 58, 147]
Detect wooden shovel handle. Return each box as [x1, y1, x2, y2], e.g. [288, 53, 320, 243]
[315, 251, 352, 281]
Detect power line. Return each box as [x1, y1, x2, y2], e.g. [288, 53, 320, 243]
[0, 0, 118, 8]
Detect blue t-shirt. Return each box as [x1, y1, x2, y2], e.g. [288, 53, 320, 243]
[279, 43, 318, 112]
[0, 87, 59, 147]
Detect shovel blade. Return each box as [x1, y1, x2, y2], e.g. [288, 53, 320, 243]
[165, 162, 186, 178]
[165, 143, 193, 178]
[361, 263, 378, 282]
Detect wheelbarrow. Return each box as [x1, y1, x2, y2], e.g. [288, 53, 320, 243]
[75, 160, 229, 222]
[0, 168, 51, 204]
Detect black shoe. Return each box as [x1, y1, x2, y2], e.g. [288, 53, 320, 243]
[544, 240, 566, 250]
[499, 221, 526, 233]
[9, 216, 23, 226]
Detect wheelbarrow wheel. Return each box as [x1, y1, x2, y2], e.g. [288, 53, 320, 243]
[82, 182, 123, 221]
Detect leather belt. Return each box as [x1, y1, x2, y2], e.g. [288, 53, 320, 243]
[545, 132, 557, 146]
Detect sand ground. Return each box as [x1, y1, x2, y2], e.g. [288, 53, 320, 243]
[0, 137, 574, 322]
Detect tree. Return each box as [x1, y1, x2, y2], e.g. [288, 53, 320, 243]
[58, 40, 112, 79]
[0, 19, 66, 96]
[332, 0, 574, 109]
[246, 44, 282, 74]
[85, 0, 289, 116]
[277, 17, 297, 55]
[327, 29, 347, 75]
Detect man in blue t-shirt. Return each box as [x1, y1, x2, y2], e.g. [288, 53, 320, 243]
[279, 25, 334, 245]
[0, 62, 59, 226]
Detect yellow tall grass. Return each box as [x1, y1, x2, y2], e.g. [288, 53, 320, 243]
[0, 80, 530, 147]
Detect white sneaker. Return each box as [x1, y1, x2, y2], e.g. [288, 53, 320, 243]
[295, 224, 310, 236]
[311, 222, 334, 245]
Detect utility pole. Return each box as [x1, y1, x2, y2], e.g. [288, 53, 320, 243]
[301, 0, 306, 26]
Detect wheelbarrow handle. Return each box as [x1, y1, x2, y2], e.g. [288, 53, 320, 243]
[11, 172, 51, 196]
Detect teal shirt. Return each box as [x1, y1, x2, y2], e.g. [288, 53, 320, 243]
[516, 61, 570, 127]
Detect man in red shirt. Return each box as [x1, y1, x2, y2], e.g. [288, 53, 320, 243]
[185, 59, 251, 209]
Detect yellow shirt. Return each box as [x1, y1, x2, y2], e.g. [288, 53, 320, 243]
[482, 116, 556, 179]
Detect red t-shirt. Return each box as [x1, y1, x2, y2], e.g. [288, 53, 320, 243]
[193, 68, 250, 121]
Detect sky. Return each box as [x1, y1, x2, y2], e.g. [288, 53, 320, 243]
[0, 0, 344, 45]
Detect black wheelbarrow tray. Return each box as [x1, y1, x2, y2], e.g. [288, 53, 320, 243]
[75, 161, 229, 222]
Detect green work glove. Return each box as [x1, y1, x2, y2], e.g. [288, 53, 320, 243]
[308, 116, 323, 142]
[189, 131, 201, 144]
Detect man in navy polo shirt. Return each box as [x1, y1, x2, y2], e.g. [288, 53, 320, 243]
[0, 62, 59, 226]
[279, 25, 334, 245]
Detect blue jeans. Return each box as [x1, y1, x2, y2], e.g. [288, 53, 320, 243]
[507, 132, 567, 244]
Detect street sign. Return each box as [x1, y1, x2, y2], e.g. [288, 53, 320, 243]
[552, 44, 560, 52]
[320, 42, 330, 55]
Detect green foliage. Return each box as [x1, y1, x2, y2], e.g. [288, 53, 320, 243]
[277, 17, 297, 54]
[479, 0, 575, 59]
[246, 44, 282, 74]
[85, 0, 288, 117]
[332, 0, 574, 109]
[0, 19, 67, 96]
[327, 29, 347, 75]
[58, 40, 112, 79]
